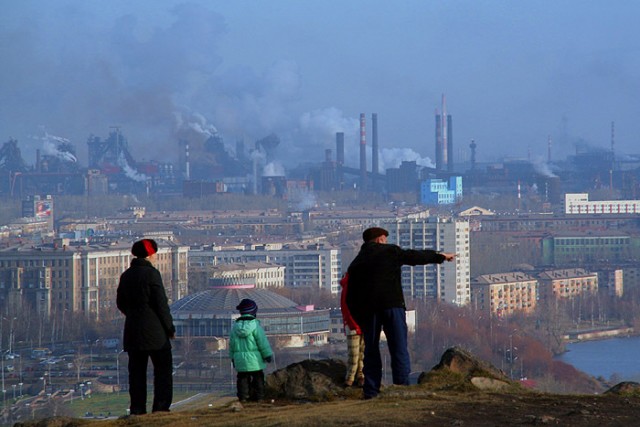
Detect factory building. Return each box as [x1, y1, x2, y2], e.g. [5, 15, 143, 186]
[420, 176, 463, 205]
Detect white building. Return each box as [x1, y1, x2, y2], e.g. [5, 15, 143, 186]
[208, 262, 285, 289]
[384, 216, 471, 306]
[565, 193, 640, 214]
[189, 244, 341, 294]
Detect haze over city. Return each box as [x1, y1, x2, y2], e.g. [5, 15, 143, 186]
[2, 1, 639, 170]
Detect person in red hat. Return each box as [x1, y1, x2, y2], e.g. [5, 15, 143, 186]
[117, 239, 175, 415]
[346, 227, 455, 399]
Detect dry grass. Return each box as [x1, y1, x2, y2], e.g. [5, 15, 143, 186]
[27, 385, 640, 427]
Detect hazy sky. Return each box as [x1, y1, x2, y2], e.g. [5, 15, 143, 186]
[2, 1, 639, 170]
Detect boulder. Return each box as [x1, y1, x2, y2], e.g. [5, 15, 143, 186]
[265, 358, 347, 401]
[418, 346, 515, 391]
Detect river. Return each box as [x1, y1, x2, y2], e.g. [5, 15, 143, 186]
[557, 335, 640, 381]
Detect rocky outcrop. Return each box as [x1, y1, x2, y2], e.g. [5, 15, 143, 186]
[418, 346, 516, 391]
[265, 358, 347, 401]
[605, 381, 640, 396]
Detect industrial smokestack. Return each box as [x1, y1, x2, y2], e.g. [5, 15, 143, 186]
[184, 142, 190, 181]
[371, 113, 379, 175]
[435, 94, 453, 172]
[336, 132, 345, 190]
[469, 139, 477, 170]
[336, 132, 344, 166]
[359, 113, 367, 191]
[547, 135, 552, 163]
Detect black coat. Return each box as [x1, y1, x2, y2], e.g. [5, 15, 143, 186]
[117, 258, 175, 352]
[346, 242, 445, 324]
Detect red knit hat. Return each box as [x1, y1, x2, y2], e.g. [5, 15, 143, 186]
[131, 239, 158, 258]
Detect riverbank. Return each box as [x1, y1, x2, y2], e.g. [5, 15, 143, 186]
[562, 326, 634, 342]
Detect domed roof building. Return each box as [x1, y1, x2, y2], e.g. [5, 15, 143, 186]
[170, 285, 330, 349]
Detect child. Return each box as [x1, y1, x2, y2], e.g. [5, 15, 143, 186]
[340, 273, 365, 387]
[229, 298, 274, 402]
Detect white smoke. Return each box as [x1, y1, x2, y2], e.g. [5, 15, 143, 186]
[263, 161, 285, 177]
[40, 132, 78, 163]
[174, 110, 218, 138]
[379, 148, 435, 170]
[531, 156, 557, 178]
[118, 152, 148, 182]
[289, 188, 317, 211]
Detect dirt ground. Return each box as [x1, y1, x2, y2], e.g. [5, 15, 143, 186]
[18, 387, 640, 427]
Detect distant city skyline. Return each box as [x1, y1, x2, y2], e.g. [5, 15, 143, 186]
[2, 1, 639, 171]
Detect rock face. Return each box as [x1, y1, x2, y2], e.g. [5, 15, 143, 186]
[265, 358, 347, 401]
[418, 346, 514, 391]
[605, 381, 640, 395]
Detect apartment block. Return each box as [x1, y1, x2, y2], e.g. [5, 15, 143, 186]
[0, 240, 188, 321]
[385, 216, 470, 305]
[538, 268, 598, 300]
[471, 272, 538, 317]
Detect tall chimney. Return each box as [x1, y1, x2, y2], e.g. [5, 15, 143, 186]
[360, 113, 367, 191]
[547, 135, 552, 163]
[371, 113, 379, 175]
[184, 142, 190, 180]
[336, 132, 345, 166]
[336, 132, 345, 190]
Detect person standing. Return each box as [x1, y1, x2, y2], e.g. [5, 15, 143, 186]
[346, 227, 455, 399]
[117, 239, 176, 415]
[340, 272, 364, 387]
[229, 299, 274, 402]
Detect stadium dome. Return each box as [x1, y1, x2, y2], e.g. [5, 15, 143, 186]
[170, 285, 330, 349]
[170, 286, 300, 314]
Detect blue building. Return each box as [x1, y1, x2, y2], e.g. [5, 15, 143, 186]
[420, 176, 462, 205]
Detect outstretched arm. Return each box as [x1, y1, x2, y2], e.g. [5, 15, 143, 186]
[441, 252, 456, 262]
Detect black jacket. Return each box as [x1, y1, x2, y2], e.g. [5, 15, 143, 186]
[117, 258, 175, 352]
[346, 242, 445, 324]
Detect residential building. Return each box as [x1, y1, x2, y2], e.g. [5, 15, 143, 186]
[385, 216, 471, 305]
[537, 268, 598, 300]
[471, 272, 538, 317]
[0, 240, 188, 321]
[189, 243, 341, 294]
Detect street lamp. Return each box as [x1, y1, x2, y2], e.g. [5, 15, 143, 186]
[116, 350, 124, 390]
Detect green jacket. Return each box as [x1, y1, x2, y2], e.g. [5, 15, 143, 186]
[229, 315, 273, 372]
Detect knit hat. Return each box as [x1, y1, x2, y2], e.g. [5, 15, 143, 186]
[131, 239, 158, 258]
[362, 227, 389, 242]
[236, 298, 258, 316]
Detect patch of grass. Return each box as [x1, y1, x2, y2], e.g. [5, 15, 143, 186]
[66, 391, 199, 418]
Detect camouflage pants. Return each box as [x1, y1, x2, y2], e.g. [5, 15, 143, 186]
[345, 333, 365, 385]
